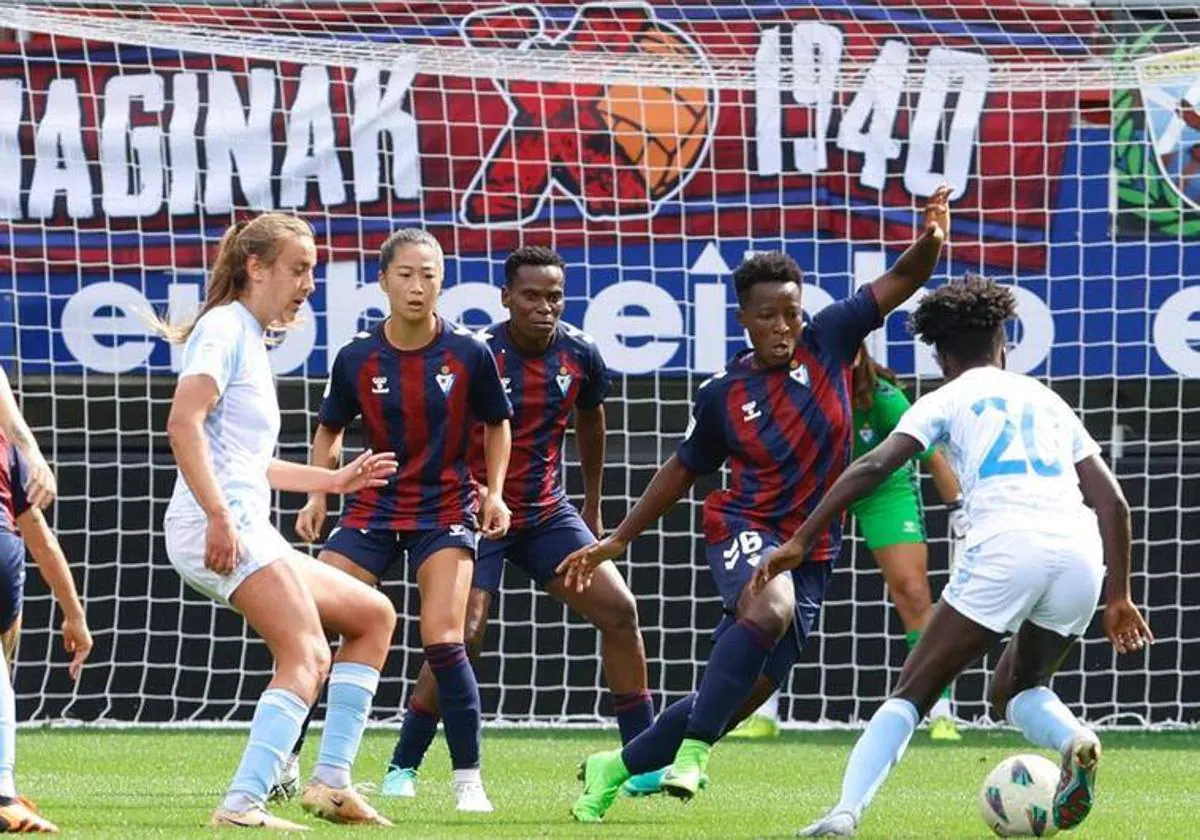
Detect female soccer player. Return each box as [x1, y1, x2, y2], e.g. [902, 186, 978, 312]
[371, 246, 649, 800]
[160, 213, 399, 830]
[294, 228, 512, 812]
[0, 430, 91, 833]
[563, 185, 952, 822]
[732, 346, 966, 741]
[0, 368, 56, 509]
[753, 276, 1153, 837]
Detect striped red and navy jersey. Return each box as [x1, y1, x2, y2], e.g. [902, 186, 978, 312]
[0, 432, 31, 536]
[676, 285, 883, 559]
[468, 321, 610, 529]
[318, 316, 513, 531]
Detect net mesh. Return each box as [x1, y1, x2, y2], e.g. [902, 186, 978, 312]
[0, 0, 1196, 728]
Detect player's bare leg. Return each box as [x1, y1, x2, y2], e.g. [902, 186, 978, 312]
[873, 543, 958, 740]
[990, 621, 1099, 832]
[290, 554, 395, 826]
[214, 559, 329, 832]
[383, 589, 492, 798]
[416, 547, 493, 813]
[800, 600, 997, 836]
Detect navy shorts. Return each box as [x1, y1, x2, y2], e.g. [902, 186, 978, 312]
[0, 532, 25, 634]
[472, 503, 596, 596]
[324, 524, 477, 580]
[706, 529, 833, 687]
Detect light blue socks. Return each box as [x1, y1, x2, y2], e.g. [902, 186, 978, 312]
[224, 688, 309, 812]
[313, 662, 381, 789]
[1007, 686, 1086, 753]
[834, 698, 920, 820]
[0, 653, 15, 799]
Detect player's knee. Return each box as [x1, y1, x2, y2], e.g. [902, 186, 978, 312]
[890, 575, 932, 619]
[362, 588, 397, 642]
[594, 586, 640, 639]
[285, 633, 332, 703]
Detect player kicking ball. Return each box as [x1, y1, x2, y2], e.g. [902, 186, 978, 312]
[0, 431, 91, 833]
[561, 186, 951, 822]
[378, 246, 654, 799]
[752, 275, 1153, 837]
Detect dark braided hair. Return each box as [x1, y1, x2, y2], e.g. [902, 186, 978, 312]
[908, 274, 1016, 363]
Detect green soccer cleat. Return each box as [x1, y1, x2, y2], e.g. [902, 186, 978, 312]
[661, 738, 712, 801]
[380, 766, 418, 798]
[622, 767, 711, 797]
[929, 716, 962, 742]
[571, 750, 631, 823]
[726, 713, 780, 740]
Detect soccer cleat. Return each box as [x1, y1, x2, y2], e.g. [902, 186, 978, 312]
[1053, 731, 1101, 831]
[797, 810, 858, 837]
[661, 738, 711, 801]
[209, 806, 309, 831]
[571, 750, 631, 823]
[929, 716, 962, 742]
[300, 781, 393, 826]
[379, 766, 418, 799]
[726, 713, 781, 739]
[268, 753, 301, 803]
[0, 796, 58, 833]
[452, 779, 494, 813]
[621, 767, 711, 797]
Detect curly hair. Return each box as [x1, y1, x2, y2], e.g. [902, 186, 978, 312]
[504, 245, 566, 286]
[733, 251, 804, 306]
[909, 274, 1016, 363]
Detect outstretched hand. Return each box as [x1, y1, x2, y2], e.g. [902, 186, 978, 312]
[923, 183, 952, 243]
[1102, 598, 1153, 654]
[747, 537, 808, 599]
[330, 449, 398, 495]
[556, 536, 627, 593]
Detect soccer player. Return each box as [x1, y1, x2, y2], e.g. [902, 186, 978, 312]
[0, 429, 91, 832]
[293, 228, 513, 812]
[753, 275, 1153, 837]
[562, 185, 953, 822]
[160, 213, 399, 830]
[731, 345, 966, 741]
[376, 246, 650, 799]
[0, 368, 56, 509]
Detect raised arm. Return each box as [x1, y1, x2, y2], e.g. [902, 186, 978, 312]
[1076, 454, 1152, 654]
[575, 405, 606, 537]
[15, 507, 91, 679]
[867, 184, 951, 316]
[0, 368, 55, 509]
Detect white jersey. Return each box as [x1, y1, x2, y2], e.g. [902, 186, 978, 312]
[165, 301, 280, 525]
[895, 366, 1101, 547]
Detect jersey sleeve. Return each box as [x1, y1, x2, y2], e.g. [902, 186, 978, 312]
[810, 285, 884, 365]
[576, 341, 611, 411]
[8, 446, 30, 518]
[178, 309, 242, 395]
[1063, 402, 1101, 463]
[875, 383, 937, 462]
[317, 346, 361, 430]
[893, 387, 951, 451]
[469, 341, 514, 424]
[675, 381, 728, 476]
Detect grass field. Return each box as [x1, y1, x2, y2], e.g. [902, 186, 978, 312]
[15, 728, 1198, 837]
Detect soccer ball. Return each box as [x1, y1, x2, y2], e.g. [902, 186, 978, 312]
[978, 754, 1061, 837]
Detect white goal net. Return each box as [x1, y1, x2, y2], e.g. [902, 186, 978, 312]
[0, 0, 1196, 728]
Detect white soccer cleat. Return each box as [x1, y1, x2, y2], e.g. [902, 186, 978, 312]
[452, 779, 494, 813]
[268, 754, 301, 803]
[209, 805, 309, 831]
[797, 810, 857, 837]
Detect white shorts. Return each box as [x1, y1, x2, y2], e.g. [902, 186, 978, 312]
[164, 514, 292, 606]
[942, 529, 1104, 637]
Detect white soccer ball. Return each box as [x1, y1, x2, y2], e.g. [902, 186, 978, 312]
[978, 754, 1061, 837]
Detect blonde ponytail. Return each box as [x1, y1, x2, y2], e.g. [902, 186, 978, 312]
[151, 212, 314, 344]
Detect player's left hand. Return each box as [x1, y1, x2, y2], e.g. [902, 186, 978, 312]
[330, 449, 398, 494]
[923, 183, 952, 243]
[581, 500, 604, 539]
[21, 446, 57, 510]
[480, 492, 511, 540]
[1102, 597, 1154, 654]
[61, 613, 93, 681]
[748, 536, 809, 598]
[557, 536, 626, 593]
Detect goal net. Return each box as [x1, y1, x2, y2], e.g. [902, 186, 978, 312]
[1, 0, 1196, 728]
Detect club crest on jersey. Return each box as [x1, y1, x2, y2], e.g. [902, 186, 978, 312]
[555, 366, 573, 395]
[371, 376, 389, 395]
[501, 377, 513, 395]
[859, 424, 875, 443]
[435, 365, 456, 396]
[741, 400, 762, 422]
[789, 360, 810, 387]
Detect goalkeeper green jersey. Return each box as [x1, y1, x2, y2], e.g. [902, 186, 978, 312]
[850, 379, 934, 504]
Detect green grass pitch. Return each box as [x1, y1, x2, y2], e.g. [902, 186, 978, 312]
[19, 728, 1197, 837]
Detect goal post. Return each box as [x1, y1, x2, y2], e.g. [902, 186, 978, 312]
[0, 1, 1196, 728]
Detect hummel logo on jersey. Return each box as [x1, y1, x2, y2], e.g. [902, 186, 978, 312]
[436, 366, 456, 395]
[448, 524, 470, 538]
[789, 362, 810, 387]
[501, 377, 513, 394]
[741, 400, 762, 422]
[555, 372, 573, 395]
[371, 376, 389, 395]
